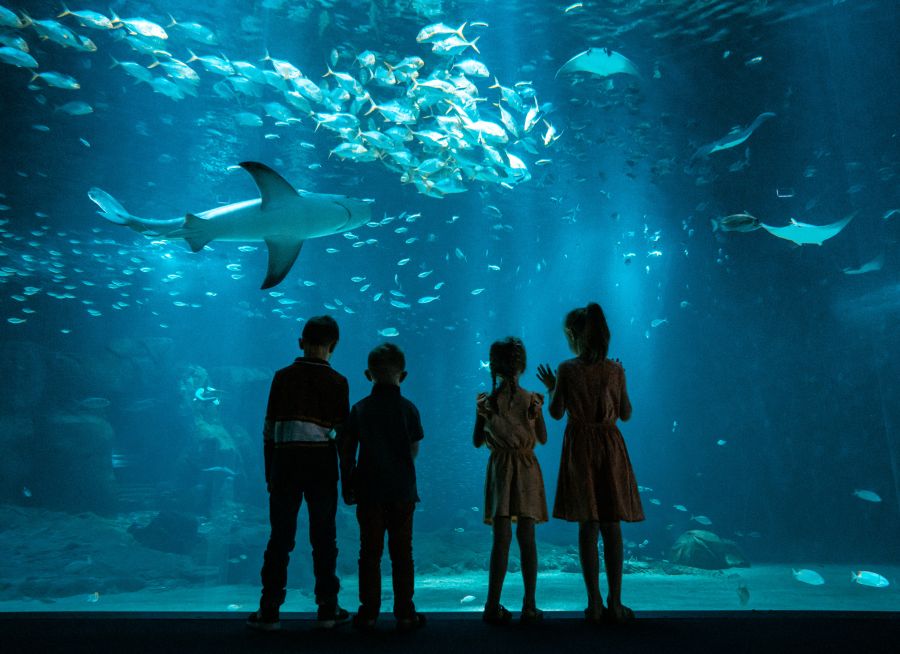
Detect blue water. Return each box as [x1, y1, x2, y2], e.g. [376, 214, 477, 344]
[1, 0, 899, 612]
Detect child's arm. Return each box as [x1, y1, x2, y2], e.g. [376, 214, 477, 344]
[547, 365, 567, 420]
[473, 393, 489, 447]
[618, 364, 632, 422]
[410, 403, 424, 460]
[336, 408, 360, 504]
[531, 394, 548, 445]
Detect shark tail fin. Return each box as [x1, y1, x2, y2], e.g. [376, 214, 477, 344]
[181, 213, 213, 252]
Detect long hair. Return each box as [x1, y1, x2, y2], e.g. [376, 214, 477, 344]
[565, 302, 610, 363]
[488, 337, 527, 410]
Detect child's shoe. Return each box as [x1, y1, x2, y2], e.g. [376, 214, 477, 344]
[316, 605, 350, 629]
[482, 605, 513, 625]
[246, 607, 280, 632]
[520, 607, 544, 624]
[352, 613, 377, 632]
[583, 605, 605, 625]
[396, 612, 427, 632]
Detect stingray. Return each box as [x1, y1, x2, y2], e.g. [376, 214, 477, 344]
[760, 212, 856, 246]
[843, 253, 884, 275]
[556, 47, 640, 79]
[692, 112, 775, 159]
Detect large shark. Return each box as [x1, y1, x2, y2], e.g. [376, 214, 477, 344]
[692, 112, 776, 159]
[760, 212, 856, 246]
[91, 161, 373, 289]
[556, 48, 640, 79]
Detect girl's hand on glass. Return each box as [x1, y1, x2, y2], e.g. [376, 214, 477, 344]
[536, 364, 556, 391]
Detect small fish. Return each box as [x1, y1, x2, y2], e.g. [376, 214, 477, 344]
[716, 439, 727, 446]
[649, 498, 661, 506]
[202, 466, 237, 476]
[470, 288, 485, 295]
[565, 3, 584, 14]
[691, 515, 712, 526]
[792, 568, 825, 586]
[651, 318, 668, 328]
[22, 486, 32, 498]
[852, 489, 881, 503]
[673, 504, 687, 512]
[737, 583, 750, 606]
[460, 595, 476, 604]
[86, 592, 100, 603]
[417, 295, 440, 304]
[453, 527, 465, 533]
[79, 397, 111, 409]
[470, 506, 480, 512]
[378, 327, 399, 337]
[851, 571, 889, 588]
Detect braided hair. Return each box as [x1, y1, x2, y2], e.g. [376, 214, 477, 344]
[489, 337, 527, 410]
[564, 302, 610, 363]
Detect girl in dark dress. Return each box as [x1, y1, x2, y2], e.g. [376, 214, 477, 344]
[537, 303, 644, 623]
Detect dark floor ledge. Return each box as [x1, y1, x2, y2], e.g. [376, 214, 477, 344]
[2, 611, 899, 654]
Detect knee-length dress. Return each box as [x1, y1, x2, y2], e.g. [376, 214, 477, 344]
[550, 357, 644, 523]
[475, 388, 549, 524]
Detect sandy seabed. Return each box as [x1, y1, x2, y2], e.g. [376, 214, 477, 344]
[2, 565, 898, 613]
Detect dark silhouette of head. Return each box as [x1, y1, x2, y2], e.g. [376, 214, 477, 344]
[489, 336, 527, 408]
[366, 342, 407, 384]
[564, 302, 610, 363]
[300, 315, 339, 354]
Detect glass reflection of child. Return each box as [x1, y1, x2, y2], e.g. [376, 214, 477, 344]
[537, 303, 644, 624]
[474, 337, 549, 624]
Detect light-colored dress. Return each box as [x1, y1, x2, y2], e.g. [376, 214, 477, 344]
[475, 387, 549, 524]
[550, 357, 644, 523]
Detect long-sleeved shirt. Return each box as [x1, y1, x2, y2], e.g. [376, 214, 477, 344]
[263, 356, 349, 483]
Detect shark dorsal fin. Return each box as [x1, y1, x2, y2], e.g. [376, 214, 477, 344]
[239, 161, 298, 209]
[261, 237, 304, 289]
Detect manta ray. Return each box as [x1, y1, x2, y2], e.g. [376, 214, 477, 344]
[692, 112, 776, 159]
[760, 212, 856, 246]
[556, 47, 640, 79]
[91, 161, 373, 289]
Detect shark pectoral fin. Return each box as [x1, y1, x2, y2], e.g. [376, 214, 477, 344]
[261, 238, 304, 289]
[239, 161, 298, 209]
[181, 213, 213, 252]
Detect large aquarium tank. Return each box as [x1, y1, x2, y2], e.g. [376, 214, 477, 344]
[1, 0, 898, 614]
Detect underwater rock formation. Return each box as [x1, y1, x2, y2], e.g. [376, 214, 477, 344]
[0, 416, 33, 502]
[670, 530, 749, 570]
[0, 341, 46, 411]
[30, 412, 116, 513]
[128, 510, 200, 554]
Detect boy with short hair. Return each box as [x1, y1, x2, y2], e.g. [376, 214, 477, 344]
[339, 342, 426, 632]
[248, 315, 351, 631]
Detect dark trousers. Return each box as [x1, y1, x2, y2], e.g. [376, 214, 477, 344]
[259, 451, 339, 609]
[356, 501, 416, 620]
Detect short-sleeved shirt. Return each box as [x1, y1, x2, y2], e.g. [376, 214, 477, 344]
[339, 383, 424, 503]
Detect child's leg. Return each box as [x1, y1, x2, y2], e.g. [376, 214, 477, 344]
[386, 501, 417, 620]
[356, 502, 387, 619]
[599, 521, 624, 609]
[515, 518, 537, 610]
[304, 480, 340, 610]
[258, 480, 303, 611]
[578, 521, 603, 611]
[485, 517, 512, 610]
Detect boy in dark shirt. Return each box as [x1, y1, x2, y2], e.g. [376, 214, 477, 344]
[339, 342, 426, 632]
[247, 315, 351, 631]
